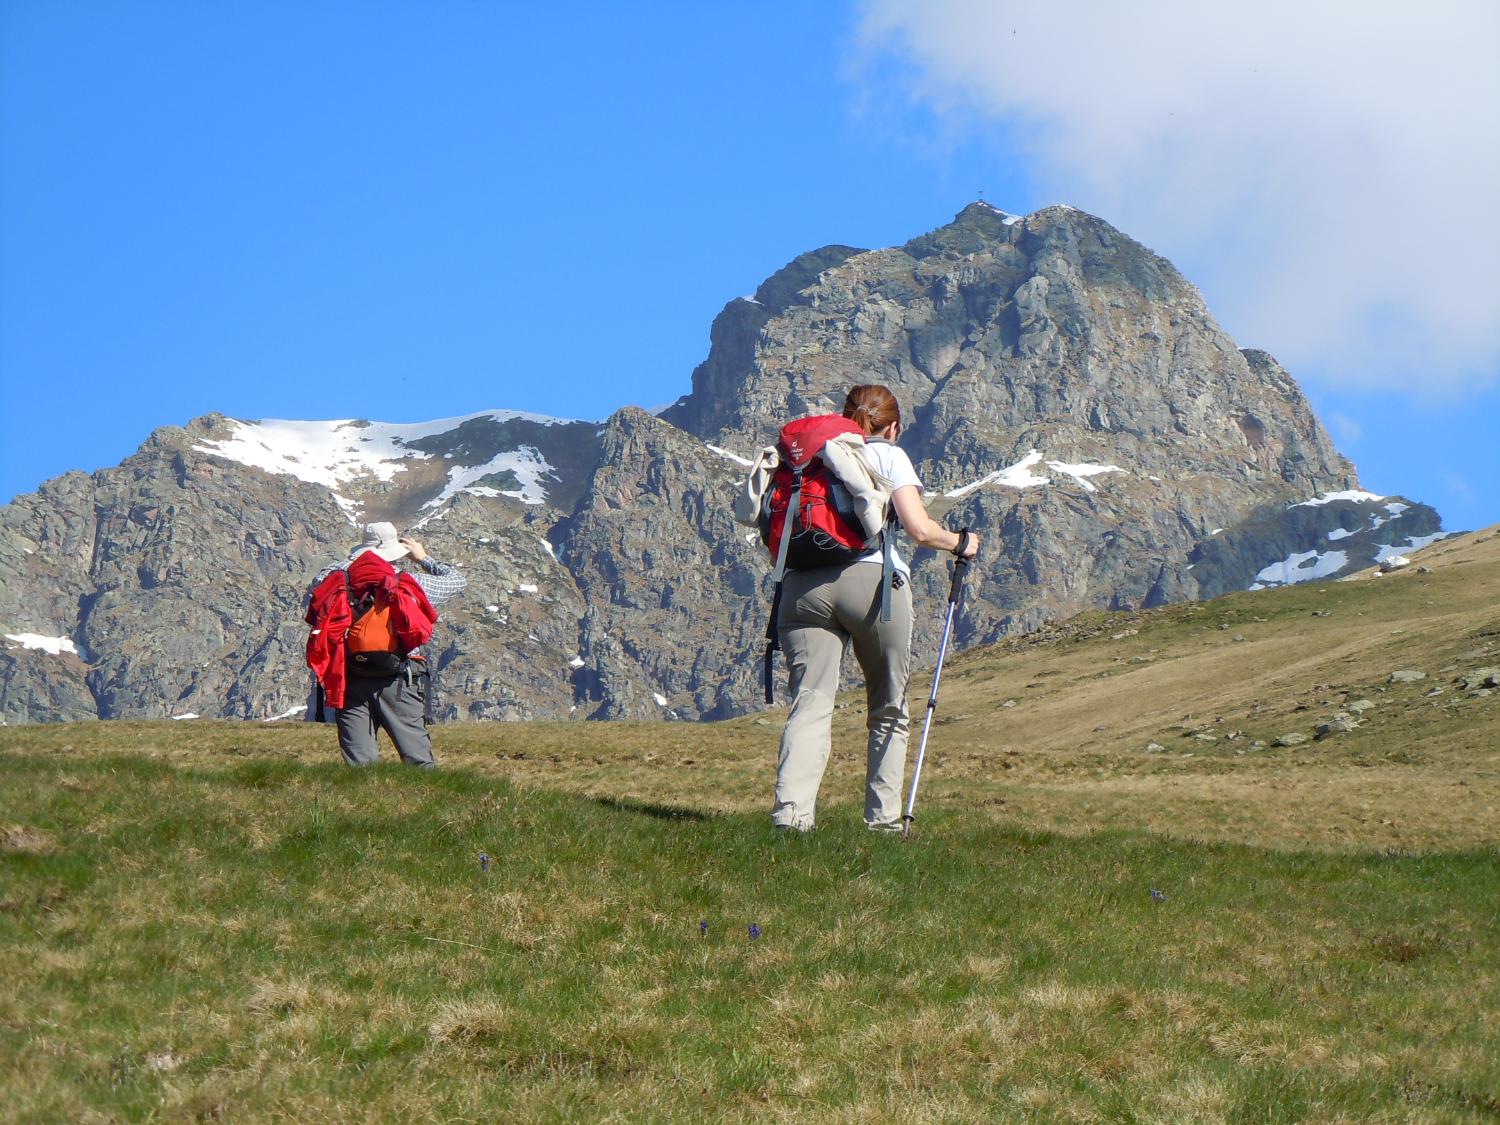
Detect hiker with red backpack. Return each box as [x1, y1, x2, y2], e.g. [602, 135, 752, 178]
[305, 522, 467, 767]
[736, 385, 980, 832]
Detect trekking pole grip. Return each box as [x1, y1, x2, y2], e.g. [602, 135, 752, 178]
[949, 527, 972, 605]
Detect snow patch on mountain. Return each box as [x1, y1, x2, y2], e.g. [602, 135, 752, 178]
[1292, 489, 1385, 508]
[4, 633, 77, 656]
[1047, 460, 1124, 493]
[947, 451, 1049, 497]
[1249, 549, 1350, 590]
[194, 411, 575, 514]
[419, 445, 554, 510]
[946, 451, 1123, 498]
[975, 200, 1025, 226]
[1376, 532, 1447, 561]
[707, 444, 755, 468]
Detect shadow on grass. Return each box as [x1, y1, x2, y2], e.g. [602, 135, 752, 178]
[593, 796, 715, 822]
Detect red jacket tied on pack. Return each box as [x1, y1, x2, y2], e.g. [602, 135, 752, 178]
[305, 551, 438, 710]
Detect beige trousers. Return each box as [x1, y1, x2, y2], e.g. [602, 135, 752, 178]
[772, 562, 913, 831]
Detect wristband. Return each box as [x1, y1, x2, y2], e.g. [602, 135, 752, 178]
[952, 529, 972, 558]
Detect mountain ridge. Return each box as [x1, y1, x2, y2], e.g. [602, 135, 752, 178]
[0, 203, 1450, 724]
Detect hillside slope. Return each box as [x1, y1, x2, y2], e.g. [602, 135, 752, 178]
[6, 526, 1496, 852]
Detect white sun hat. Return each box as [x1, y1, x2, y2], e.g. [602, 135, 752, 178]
[347, 522, 409, 564]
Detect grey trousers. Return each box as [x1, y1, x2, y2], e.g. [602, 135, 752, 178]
[335, 667, 435, 768]
[772, 562, 913, 831]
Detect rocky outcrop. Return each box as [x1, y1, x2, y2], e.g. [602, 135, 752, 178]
[0, 203, 1447, 724]
[1188, 492, 1446, 597]
[655, 202, 1373, 654]
[0, 417, 597, 723]
[556, 408, 768, 719]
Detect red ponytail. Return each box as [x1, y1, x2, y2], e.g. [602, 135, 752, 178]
[841, 385, 901, 437]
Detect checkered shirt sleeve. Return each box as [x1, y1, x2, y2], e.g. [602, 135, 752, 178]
[414, 558, 467, 607]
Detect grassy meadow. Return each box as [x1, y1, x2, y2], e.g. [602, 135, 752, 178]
[2, 528, 1498, 1121]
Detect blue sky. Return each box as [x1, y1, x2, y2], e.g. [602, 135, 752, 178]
[3, 1, 1497, 531]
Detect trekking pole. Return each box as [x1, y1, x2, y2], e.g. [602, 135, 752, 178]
[902, 529, 972, 838]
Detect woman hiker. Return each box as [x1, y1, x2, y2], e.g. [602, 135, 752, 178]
[771, 384, 980, 832]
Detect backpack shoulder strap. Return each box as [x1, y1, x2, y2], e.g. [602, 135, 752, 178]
[879, 511, 898, 623]
[763, 464, 802, 704]
[769, 464, 802, 584]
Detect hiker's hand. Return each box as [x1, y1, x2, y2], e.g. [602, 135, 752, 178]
[398, 537, 427, 562]
[956, 532, 980, 560]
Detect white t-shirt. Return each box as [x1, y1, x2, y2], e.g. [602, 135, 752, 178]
[854, 440, 923, 575]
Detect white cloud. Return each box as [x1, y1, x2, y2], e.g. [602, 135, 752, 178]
[1445, 473, 1474, 501]
[857, 0, 1500, 395]
[1328, 412, 1362, 447]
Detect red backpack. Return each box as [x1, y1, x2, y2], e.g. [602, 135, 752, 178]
[305, 552, 439, 712]
[760, 415, 882, 571]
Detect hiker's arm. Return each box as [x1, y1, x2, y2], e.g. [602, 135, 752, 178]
[395, 538, 467, 604]
[891, 486, 980, 558]
[414, 564, 467, 606]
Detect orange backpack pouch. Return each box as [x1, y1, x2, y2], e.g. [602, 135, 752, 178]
[346, 593, 404, 676]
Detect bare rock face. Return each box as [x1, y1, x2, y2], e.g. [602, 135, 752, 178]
[0, 203, 1448, 724]
[400, 492, 588, 723]
[1188, 491, 1445, 596]
[667, 204, 1351, 502]
[662, 202, 1401, 657]
[556, 408, 767, 719]
[0, 648, 95, 724]
[0, 414, 605, 724]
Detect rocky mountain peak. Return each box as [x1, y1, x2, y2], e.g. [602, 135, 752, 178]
[0, 204, 1447, 725]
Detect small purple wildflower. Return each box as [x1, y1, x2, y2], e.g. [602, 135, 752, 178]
[748, 923, 761, 941]
[1150, 887, 1166, 903]
[479, 853, 491, 873]
[699, 920, 708, 937]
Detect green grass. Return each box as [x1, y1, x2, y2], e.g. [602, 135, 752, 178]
[4, 752, 1498, 1122]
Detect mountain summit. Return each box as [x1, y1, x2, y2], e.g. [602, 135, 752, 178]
[0, 204, 1444, 724]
